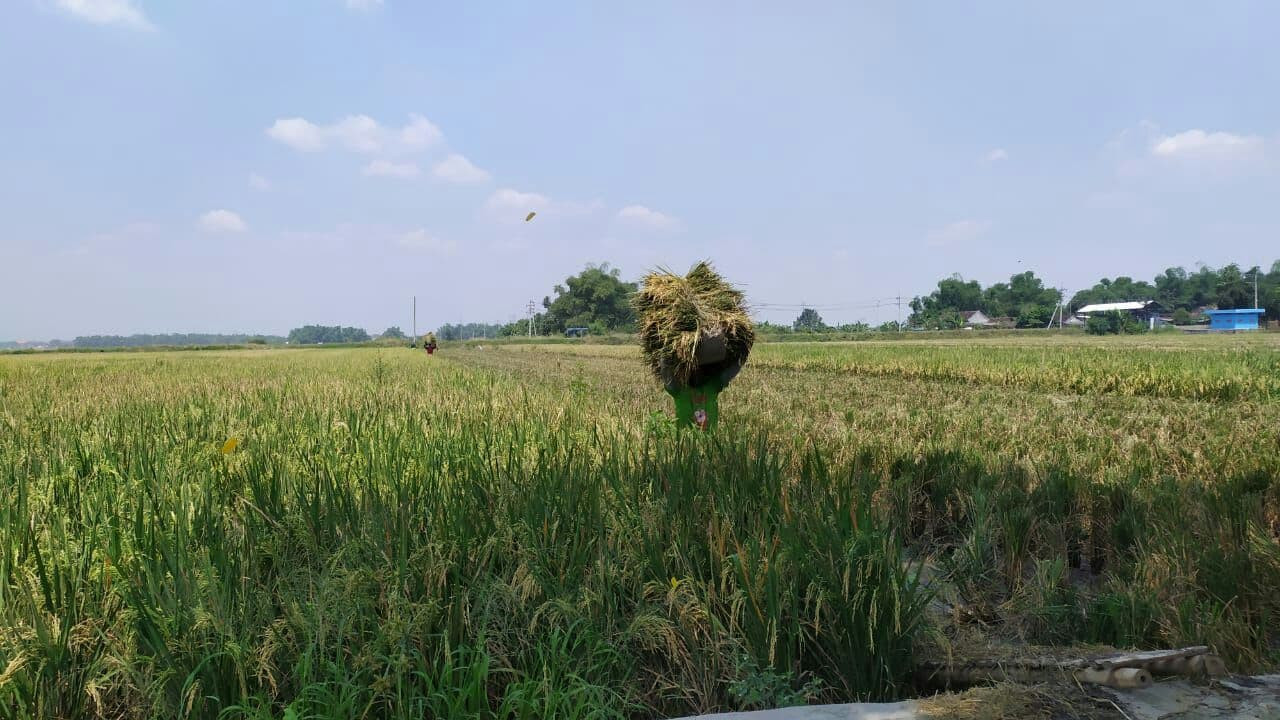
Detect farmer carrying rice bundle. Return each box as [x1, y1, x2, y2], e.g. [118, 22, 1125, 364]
[422, 332, 438, 355]
[633, 261, 754, 430]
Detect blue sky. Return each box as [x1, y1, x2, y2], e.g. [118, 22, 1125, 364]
[2, 1, 1279, 339]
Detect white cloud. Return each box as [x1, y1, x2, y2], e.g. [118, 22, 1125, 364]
[432, 153, 490, 184]
[345, 0, 383, 9]
[266, 118, 326, 152]
[248, 173, 271, 191]
[400, 114, 443, 151]
[329, 115, 383, 152]
[266, 114, 442, 155]
[618, 204, 681, 230]
[487, 188, 549, 216]
[1107, 124, 1272, 183]
[484, 188, 601, 222]
[985, 148, 1008, 162]
[362, 160, 420, 178]
[1151, 129, 1262, 159]
[198, 210, 247, 233]
[927, 219, 990, 247]
[54, 0, 152, 30]
[396, 229, 456, 255]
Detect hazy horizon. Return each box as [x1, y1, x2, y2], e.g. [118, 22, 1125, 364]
[4, 250, 1275, 344]
[4, 1, 1280, 341]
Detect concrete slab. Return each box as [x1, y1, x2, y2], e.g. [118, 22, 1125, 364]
[668, 675, 1280, 720]
[1102, 675, 1280, 720]
[670, 701, 919, 720]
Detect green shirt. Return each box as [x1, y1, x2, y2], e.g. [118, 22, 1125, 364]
[667, 379, 723, 430]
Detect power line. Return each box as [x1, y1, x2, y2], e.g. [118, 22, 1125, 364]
[752, 297, 901, 311]
[749, 297, 909, 329]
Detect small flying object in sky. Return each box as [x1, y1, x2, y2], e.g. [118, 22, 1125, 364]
[525, 211, 537, 222]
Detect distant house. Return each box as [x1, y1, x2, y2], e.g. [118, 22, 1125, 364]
[1064, 314, 1086, 327]
[1204, 308, 1265, 331]
[1075, 300, 1168, 329]
[959, 310, 990, 327]
[986, 316, 1017, 329]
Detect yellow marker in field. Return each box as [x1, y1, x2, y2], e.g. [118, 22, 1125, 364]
[220, 437, 239, 454]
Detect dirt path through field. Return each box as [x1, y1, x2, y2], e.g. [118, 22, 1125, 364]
[671, 675, 1280, 720]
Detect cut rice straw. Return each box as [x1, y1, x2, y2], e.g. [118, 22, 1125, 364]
[633, 261, 754, 386]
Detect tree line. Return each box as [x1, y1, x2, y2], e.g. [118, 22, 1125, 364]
[72, 333, 286, 348]
[27, 328, 408, 348]
[911, 261, 1279, 330]
[1068, 262, 1279, 318]
[436, 323, 505, 341]
[21, 260, 1274, 350]
[285, 326, 370, 344]
[910, 271, 1063, 329]
[438, 259, 1279, 340]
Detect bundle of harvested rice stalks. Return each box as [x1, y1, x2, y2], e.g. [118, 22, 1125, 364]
[633, 261, 754, 387]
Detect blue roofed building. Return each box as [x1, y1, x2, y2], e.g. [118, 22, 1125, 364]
[1204, 308, 1265, 331]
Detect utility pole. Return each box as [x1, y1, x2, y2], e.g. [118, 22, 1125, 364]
[412, 296, 416, 341]
[896, 296, 902, 331]
[526, 300, 536, 337]
[1047, 287, 1067, 329]
[1254, 270, 1259, 309]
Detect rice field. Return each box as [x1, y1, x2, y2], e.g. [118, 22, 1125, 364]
[1, 335, 1278, 719]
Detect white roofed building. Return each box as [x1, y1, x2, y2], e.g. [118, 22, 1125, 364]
[1073, 300, 1168, 329]
[1075, 301, 1160, 315]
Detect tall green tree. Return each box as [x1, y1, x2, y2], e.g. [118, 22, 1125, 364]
[793, 308, 826, 331]
[1265, 286, 1280, 325]
[1215, 264, 1252, 309]
[909, 275, 983, 325]
[1186, 265, 1220, 308]
[541, 263, 638, 333]
[1153, 267, 1189, 308]
[986, 271, 1061, 326]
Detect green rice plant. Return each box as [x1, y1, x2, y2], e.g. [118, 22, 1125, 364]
[749, 336, 1280, 402]
[1, 334, 1278, 717]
